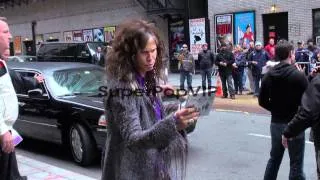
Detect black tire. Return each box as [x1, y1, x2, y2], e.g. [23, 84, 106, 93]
[186, 119, 197, 134]
[69, 123, 97, 166]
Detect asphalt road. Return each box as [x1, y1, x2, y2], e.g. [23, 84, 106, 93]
[16, 110, 317, 180]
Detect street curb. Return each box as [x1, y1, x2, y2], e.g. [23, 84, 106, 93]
[17, 155, 96, 180]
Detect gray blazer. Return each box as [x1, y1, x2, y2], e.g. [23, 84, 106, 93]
[101, 79, 188, 180]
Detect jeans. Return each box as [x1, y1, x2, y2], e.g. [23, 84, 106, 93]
[242, 68, 247, 88]
[200, 68, 212, 88]
[253, 74, 262, 96]
[247, 68, 255, 93]
[232, 70, 243, 93]
[180, 70, 192, 90]
[264, 123, 305, 180]
[220, 73, 234, 97]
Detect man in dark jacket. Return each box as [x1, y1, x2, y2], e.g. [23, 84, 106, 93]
[282, 67, 320, 179]
[198, 43, 215, 89]
[259, 40, 308, 180]
[215, 43, 235, 99]
[92, 46, 104, 67]
[248, 41, 269, 97]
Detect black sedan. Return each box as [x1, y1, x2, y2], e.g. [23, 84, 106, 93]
[7, 62, 107, 166]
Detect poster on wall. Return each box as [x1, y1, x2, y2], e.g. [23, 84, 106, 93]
[234, 11, 255, 48]
[13, 36, 22, 55]
[189, 18, 206, 59]
[63, 31, 73, 42]
[82, 29, 93, 41]
[73, 30, 83, 41]
[215, 14, 233, 52]
[104, 26, 116, 43]
[93, 28, 104, 42]
[169, 19, 185, 59]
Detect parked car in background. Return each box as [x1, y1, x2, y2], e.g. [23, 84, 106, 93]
[7, 61, 107, 166]
[8, 55, 37, 62]
[37, 42, 106, 64]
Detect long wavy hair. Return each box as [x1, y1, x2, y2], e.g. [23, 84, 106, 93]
[106, 19, 164, 91]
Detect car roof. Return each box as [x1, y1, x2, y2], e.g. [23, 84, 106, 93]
[7, 62, 103, 75]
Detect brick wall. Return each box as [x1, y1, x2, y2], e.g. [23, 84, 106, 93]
[208, 0, 320, 50]
[1, 0, 168, 53]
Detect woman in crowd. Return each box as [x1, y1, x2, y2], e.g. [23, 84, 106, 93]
[101, 19, 199, 180]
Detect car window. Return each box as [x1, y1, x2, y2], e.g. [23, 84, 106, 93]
[47, 67, 105, 97]
[43, 44, 60, 56]
[60, 44, 77, 57]
[77, 44, 90, 57]
[12, 70, 48, 97]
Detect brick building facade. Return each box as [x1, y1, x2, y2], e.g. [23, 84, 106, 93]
[208, 0, 320, 50]
[0, 0, 170, 55]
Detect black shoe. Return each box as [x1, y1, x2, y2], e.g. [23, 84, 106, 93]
[230, 95, 236, 99]
[247, 92, 254, 95]
[239, 91, 243, 95]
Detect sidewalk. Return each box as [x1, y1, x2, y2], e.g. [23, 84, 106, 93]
[17, 155, 95, 180]
[167, 73, 269, 115]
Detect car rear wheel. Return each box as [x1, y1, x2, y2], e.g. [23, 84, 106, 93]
[69, 123, 96, 166]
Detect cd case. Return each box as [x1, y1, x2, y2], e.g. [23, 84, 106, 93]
[11, 129, 23, 146]
[184, 88, 216, 116]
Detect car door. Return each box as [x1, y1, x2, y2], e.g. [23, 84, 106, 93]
[13, 70, 62, 143]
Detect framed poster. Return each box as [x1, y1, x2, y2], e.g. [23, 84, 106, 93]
[169, 19, 185, 58]
[73, 30, 83, 41]
[83, 29, 93, 42]
[93, 28, 104, 42]
[63, 31, 73, 42]
[104, 26, 116, 42]
[189, 18, 206, 59]
[13, 36, 22, 55]
[234, 11, 255, 48]
[215, 14, 233, 52]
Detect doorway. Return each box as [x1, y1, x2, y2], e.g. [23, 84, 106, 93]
[262, 12, 288, 45]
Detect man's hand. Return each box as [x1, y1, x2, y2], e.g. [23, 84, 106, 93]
[310, 66, 320, 77]
[252, 61, 258, 65]
[295, 63, 306, 73]
[34, 74, 44, 83]
[232, 63, 238, 68]
[0, 131, 14, 153]
[282, 135, 288, 148]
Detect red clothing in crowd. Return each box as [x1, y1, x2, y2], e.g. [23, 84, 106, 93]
[265, 44, 275, 59]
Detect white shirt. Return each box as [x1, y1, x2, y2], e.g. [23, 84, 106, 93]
[0, 60, 18, 135]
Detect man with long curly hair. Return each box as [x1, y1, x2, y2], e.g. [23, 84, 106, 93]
[101, 19, 200, 180]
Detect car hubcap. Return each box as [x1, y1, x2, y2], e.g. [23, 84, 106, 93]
[71, 127, 83, 162]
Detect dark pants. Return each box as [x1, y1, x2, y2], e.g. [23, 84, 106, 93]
[264, 123, 305, 180]
[232, 70, 243, 94]
[253, 74, 262, 96]
[0, 149, 26, 180]
[180, 70, 192, 90]
[220, 73, 234, 97]
[200, 68, 212, 89]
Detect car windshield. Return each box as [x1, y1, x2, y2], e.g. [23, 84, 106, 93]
[47, 67, 105, 97]
[87, 42, 106, 55]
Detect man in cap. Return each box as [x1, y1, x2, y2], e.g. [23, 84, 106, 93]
[247, 41, 269, 97]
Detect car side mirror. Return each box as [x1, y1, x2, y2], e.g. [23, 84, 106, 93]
[27, 88, 43, 98]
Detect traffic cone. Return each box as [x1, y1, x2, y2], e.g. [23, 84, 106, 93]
[215, 75, 223, 97]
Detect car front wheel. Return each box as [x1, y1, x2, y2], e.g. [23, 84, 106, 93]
[69, 123, 96, 166]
